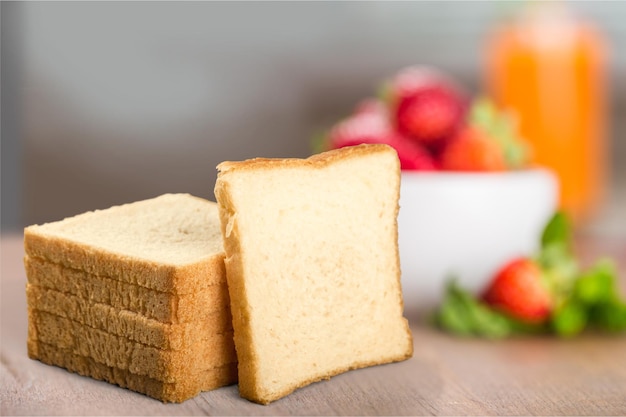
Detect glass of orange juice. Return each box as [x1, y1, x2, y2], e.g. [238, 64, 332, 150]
[484, 2, 609, 226]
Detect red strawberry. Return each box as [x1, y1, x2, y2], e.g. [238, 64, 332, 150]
[388, 66, 467, 146]
[482, 258, 553, 323]
[438, 125, 507, 171]
[328, 110, 437, 171]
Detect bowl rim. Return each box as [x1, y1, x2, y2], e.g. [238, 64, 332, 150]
[400, 166, 557, 182]
[401, 165, 553, 176]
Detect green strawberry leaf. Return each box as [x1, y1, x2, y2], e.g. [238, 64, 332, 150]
[434, 279, 512, 339]
[589, 299, 626, 333]
[536, 212, 579, 309]
[572, 259, 626, 333]
[574, 259, 617, 305]
[541, 211, 572, 251]
[469, 97, 530, 169]
[551, 300, 588, 337]
[435, 295, 474, 336]
[549, 256, 626, 336]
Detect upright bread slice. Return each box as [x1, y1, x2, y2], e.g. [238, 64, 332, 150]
[24, 193, 236, 402]
[214, 144, 413, 404]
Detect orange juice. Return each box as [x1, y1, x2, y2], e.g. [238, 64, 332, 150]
[484, 3, 609, 226]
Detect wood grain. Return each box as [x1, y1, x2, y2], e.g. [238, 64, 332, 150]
[2, 234, 625, 415]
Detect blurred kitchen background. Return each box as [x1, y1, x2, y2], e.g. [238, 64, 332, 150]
[2, 1, 625, 235]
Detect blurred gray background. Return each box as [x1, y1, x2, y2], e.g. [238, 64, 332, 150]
[2, 1, 625, 232]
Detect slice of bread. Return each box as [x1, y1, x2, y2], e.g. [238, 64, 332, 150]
[25, 256, 229, 324]
[24, 193, 236, 402]
[28, 309, 237, 382]
[24, 193, 225, 294]
[214, 144, 413, 404]
[31, 342, 237, 403]
[27, 284, 232, 350]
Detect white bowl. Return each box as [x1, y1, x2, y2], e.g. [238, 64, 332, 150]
[397, 168, 558, 317]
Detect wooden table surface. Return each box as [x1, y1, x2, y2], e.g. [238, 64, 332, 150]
[2, 233, 625, 416]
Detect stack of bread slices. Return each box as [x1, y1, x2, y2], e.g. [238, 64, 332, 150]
[24, 194, 237, 402]
[24, 144, 413, 404]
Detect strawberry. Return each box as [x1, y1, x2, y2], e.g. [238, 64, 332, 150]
[328, 108, 437, 171]
[386, 66, 467, 146]
[469, 98, 530, 169]
[482, 258, 553, 323]
[438, 125, 507, 171]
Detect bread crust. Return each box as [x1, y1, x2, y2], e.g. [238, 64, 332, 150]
[24, 230, 225, 294]
[29, 341, 237, 403]
[24, 194, 225, 294]
[25, 255, 229, 324]
[27, 283, 232, 350]
[28, 308, 237, 383]
[217, 143, 397, 174]
[246, 349, 413, 405]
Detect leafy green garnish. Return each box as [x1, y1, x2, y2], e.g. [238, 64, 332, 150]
[434, 211, 626, 338]
[540, 215, 626, 336]
[551, 300, 587, 337]
[536, 212, 579, 309]
[589, 298, 626, 333]
[553, 259, 626, 336]
[574, 259, 616, 304]
[434, 280, 514, 339]
[541, 211, 572, 250]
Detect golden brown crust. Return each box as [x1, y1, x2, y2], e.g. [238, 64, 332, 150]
[27, 308, 237, 383]
[28, 341, 238, 403]
[25, 255, 229, 324]
[240, 321, 412, 404]
[26, 283, 232, 351]
[214, 180, 259, 400]
[216, 144, 396, 175]
[245, 348, 413, 405]
[24, 229, 225, 294]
